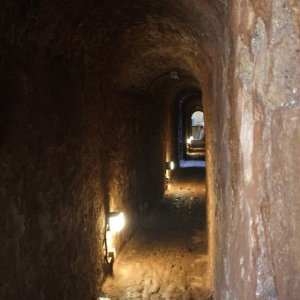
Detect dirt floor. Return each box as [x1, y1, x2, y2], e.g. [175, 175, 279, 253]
[102, 166, 211, 299]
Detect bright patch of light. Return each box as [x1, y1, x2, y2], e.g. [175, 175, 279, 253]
[170, 161, 175, 170]
[109, 212, 125, 232]
[166, 161, 175, 170]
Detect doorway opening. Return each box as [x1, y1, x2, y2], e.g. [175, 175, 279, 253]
[177, 93, 206, 168]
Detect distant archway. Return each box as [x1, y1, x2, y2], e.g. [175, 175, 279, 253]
[190, 110, 205, 141]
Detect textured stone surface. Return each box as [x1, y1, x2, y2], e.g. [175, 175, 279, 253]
[214, 0, 300, 299]
[268, 108, 300, 299]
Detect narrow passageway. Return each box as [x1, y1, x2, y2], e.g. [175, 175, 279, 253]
[2, 1, 300, 299]
[102, 167, 210, 299]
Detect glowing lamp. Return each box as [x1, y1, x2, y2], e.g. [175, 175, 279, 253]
[166, 161, 175, 170]
[108, 212, 125, 232]
[187, 136, 194, 145]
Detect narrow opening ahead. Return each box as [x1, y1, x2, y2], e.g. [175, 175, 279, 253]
[178, 94, 206, 169]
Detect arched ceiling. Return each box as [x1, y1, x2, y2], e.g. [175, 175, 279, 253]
[1, 0, 227, 92]
[95, 0, 227, 90]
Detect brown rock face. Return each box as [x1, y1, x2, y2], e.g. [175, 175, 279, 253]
[0, 0, 299, 299]
[214, 1, 300, 299]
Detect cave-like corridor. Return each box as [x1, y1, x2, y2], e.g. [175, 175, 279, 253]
[102, 167, 208, 299]
[1, 1, 300, 300]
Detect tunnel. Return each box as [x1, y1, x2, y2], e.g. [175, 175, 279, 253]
[1, 0, 300, 299]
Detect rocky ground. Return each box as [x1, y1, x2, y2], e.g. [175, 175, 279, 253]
[102, 166, 211, 299]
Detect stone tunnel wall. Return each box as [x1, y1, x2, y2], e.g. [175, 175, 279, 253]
[214, 0, 300, 299]
[0, 3, 166, 299]
[0, 51, 166, 300]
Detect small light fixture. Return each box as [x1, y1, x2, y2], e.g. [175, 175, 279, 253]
[166, 161, 175, 170]
[187, 136, 194, 145]
[103, 211, 125, 273]
[108, 212, 125, 232]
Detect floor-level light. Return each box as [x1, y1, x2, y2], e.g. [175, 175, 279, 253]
[166, 161, 175, 170]
[165, 161, 175, 191]
[187, 136, 194, 145]
[103, 211, 125, 273]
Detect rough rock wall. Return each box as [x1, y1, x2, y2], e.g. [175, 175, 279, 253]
[0, 2, 166, 299]
[0, 48, 107, 299]
[215, 0, 300, 299]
